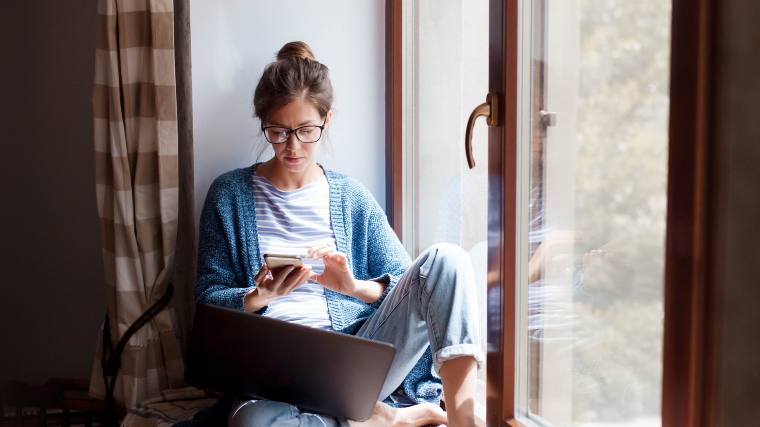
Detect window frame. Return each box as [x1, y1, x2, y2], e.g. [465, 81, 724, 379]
[661, 0, 719, 425]
[385, 0, 404, 238]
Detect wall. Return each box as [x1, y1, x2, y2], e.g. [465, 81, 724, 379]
[190, 0, 387, 226]
[0, 1, 103, 384]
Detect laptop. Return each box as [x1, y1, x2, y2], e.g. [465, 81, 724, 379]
[185, 303, 396, 421]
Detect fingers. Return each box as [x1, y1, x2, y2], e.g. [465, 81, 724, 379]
[269, 265, 298, 288]
[307, 241, 336, 258]
[308, 247, 348, 265]
[309, 271, 324, 285]
[266, 265, 312, 296]
[306, 242, 326, 257]
[321, 251, 348, 272]
[307, 245, 333, 259]
[253, 264, 270, 285]
[324, 251, 348, 265]
[282, 266, 312, 294]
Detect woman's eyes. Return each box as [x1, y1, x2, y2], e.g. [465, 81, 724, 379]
[298, 127, 317, 136]
[264, 125, 320, 142]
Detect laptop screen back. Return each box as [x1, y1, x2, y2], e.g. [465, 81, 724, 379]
[185, 303, 396, 421]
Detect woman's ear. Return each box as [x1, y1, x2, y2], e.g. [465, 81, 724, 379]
[324, 110, 334, 127]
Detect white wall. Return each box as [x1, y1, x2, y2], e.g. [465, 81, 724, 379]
[190, 0, 387, 228]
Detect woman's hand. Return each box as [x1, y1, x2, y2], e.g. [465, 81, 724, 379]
[307, 244, 387, 303]
[244, 264, 312, 312]
[306, 245, 358, 296]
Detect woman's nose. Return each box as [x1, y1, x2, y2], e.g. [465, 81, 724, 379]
[285, 132, 301, 146]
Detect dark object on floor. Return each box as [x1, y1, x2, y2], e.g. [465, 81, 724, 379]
[170, 395, 234, 427]
[1, 378, 115, 426]
[99, 283, 175, 427]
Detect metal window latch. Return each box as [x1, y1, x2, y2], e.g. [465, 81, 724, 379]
[539, 110, 557, 127]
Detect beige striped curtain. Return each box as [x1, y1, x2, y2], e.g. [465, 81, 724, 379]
[90, 0, 185, 409]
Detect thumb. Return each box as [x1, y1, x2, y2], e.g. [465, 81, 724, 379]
[309, 271, 323, 284]
[254, 265, 269, 284]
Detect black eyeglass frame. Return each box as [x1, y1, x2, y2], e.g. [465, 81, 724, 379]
[260, 117, 327, 144]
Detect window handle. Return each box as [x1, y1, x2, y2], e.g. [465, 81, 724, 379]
[465, 93, 499, 169]
[539, 110, 557, 127]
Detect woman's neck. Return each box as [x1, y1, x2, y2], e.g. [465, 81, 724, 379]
[256, 159, 323, 191]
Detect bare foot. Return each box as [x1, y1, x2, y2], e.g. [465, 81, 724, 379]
[348, 402, 448, 427]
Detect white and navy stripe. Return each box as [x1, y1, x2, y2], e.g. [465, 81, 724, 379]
[252, 174, 335, 330]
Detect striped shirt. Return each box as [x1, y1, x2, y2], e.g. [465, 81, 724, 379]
[252, 174, 335, 330]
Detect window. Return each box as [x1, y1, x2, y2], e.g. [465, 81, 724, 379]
[515, 0, 671, 425]
[391, 0, 673, 425]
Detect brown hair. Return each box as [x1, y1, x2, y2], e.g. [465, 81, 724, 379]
[253, 41, 334, 123]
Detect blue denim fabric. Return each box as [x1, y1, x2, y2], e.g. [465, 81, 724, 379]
[228, 243, 483, 426]
[229, 400, 349, 427]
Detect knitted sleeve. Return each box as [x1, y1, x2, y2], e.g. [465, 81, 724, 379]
[358, 185, 412, 308]
[195, 175, 251, 311]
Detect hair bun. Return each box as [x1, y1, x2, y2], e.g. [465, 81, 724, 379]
[276, 41, 316, 61]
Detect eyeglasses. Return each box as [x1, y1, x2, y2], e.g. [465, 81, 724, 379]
[261, 118, 327, 144]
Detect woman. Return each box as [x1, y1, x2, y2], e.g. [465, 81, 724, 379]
[196, 41, 482, 427]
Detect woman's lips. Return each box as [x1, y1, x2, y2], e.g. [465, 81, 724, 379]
[284, 156, 302, 163]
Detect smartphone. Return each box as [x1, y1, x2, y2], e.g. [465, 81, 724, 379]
[263, 253, 304, 270]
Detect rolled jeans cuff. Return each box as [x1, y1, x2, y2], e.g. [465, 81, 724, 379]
[433, 343, 484, 372]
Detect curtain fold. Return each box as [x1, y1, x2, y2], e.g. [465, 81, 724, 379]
[171, 0, 196, 357]
[90, 0, 185, 409]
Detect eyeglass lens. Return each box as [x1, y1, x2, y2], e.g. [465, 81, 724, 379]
[264, 126, 322, 143]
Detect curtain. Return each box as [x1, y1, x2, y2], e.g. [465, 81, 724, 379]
[90, 0, 185, 409]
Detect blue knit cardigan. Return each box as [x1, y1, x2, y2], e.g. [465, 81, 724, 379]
[195, 164, 442, 405]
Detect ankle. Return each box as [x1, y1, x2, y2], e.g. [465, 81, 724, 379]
[441, 401, 475, 427]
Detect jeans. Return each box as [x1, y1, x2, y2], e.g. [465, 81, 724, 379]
[228, 243, 483, 427]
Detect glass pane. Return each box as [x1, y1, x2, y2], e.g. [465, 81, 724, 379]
[402, 0, 489, 421]
[517, 0, 672, 425]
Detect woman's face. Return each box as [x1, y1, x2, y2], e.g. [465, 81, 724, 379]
[265, 98, 331, 175]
